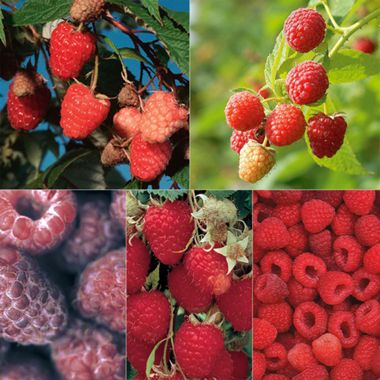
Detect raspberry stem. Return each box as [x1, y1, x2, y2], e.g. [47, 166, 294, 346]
[90, 54, 99, 93]
[320, 1, 342, 31]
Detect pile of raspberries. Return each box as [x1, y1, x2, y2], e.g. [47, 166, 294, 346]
[0, 190, 125, 379]
[253, 190, 380, 380]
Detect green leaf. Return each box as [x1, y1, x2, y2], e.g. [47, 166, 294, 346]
[162, 7, 189, 32]
[329, 0, 355, 19]
[327, 49, 380, 84]
[0, 10, 5, 45]
[11, 0, 71, 26]
[206, 190, 236, 200]
[22, 134, 43, 170]
[141, 0, 161, 23]
[148, 190, 187, 201]
[172, 166, 188, 188]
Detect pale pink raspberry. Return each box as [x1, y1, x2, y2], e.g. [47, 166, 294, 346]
[113, 106, 142, 139]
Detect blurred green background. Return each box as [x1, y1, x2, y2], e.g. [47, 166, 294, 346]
[190, 0, 380, 189]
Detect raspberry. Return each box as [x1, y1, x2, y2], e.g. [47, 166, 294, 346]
[253, 351, 267, 380]
[127, 291, 170, 344]
[287, 277, 317, 307]
[263, 375, 289, 380]
[230, 126, 265, 153]
[264, 342, 287, 371]
[113, 106, 142, 139]
[216, 277, 252, 331]
[353, 335, 378, 370]
[174, 320, 225, 378]
[0, 247, 68, 345]
[333, 235, 363, 273]
[60, 83, 110, 139]
[110, 191, 126, 230]
[286, 61, 329, 105]
[143, 200, 194, 265]
[254, 273, 289, 304]
[272, 203, 301, 227]
[307, 113, 347, 158]
[168, 264, 212, 313]
[355, 299, 380, 335]
[253, 203, 273, 229]
[7, 71, 51, 131]
[301, 199, 335, 233]
[332, 204, 356, 236]
[76, 249, 125, 333]
[286, 224, 308, 257]
[253, 318, 278, 350]
[364, 244, 380, 274]
[265, 104, 306, 146]
[239, 140, 276, 183]
[355, 214, 380, 246]
[70, 0, 104, 22]
[272, 190, 303, 204]
[225, 91, 265, 131]
[343, 190, 376, 215]
[230, 351, 249, 380]
[140, 91, 188, 143]
[293, 301, 327, 340]
[288, 343, 318, 371]
[331, 358, 363, 380]
[118, 82, 139, 107]
[328, 311, 359, 348]
[127, 237, 150, 295]
[260, 250, 292, 282]
[312, 333, 342, 366]
[309, 230, 332, 257]
[315, 190, 344, 208]
[352, 268, 380, 301]
[293, 253, 327, 288]
[372, 346, 380, 376]
[318, 271, 354, 305]
[101, 139, 127, 167]
[255, 217, 290, 249]
[284, 8, 326, 52]
[49, 22, 96, 80]
[129, 133, 172, 182]
[205, 349, 233, 380]
[0, 190, 76, 254]
[258, 302, 293, 333]
[353, 37, 377, 54]
[292, 365, 329, 380]
[51, 319, 124, 380]
[184, 246, 231, 296]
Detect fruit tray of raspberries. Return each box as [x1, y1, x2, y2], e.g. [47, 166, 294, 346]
[0, 190, 126, 379]
[253, 190, 380, 380]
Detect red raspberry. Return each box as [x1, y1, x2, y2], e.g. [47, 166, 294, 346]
[76, 249, 125, 333]
[315, 190, 343, 208]
[372, 346, 380, 376]
[49, 22, 96, 80]
[258, 302, 293, 333]
[51, 319, 124, 380]
[355, 214, 380, 246]
[265, 104, 306, 146]
[70, 0, 104, 22]
[272, 203, 301, 227]
[331, 358, 363, 380]
[253, 318, 278, 350]
[127, 238, 150, 295]
[309, 230, 332, 257]
[301, 199, 335, 233]
[225, 91, 265, 131]
[113, 106, 141, 139]
[0, 190, 76, 254]
[60, 83, 110, 139]
[332, 204, 357, 236]
[293, 301, 327, 340]
[352, 268, 380, 301]
[230, 351, 249, 380]
[292, 365, 329, 380]
[230, 126, 265, 153]
[286, 61, 329, 105]
[264, 342, 287, 371]
[205, 349, 233, 380]
[271, 190, 303, 205]
[318, 271, 354, 305]
[353, 37, 377, 54]
[216, 277, 252, 331]
[263, 375, 288, 380]
[127, 291, 170, 344]
[286, 224, 308, 257]
[288, 277, 317, 307]
[293, 253, 327, 288]
[255, 217, 290, 249]
[140, 91, 188, 143]
[253, 351, 267, 380]
[312, 333, 342, 366]
[364, 244, 380, 274]
[284, 8, 326, 52]
[184, 245, 231, 296]
[174, 320, 225, 378]
[260, 250, 292, 282]
[253, 203, 273, 229]
[0, 247, 68, 345]
[333, 235, 363, 272]
[168, 264, 212, 313]
[328, 311, 359, 348]
[307, 113, 347, 158]
[288, 343, 318, 372]
[355, 299, 380, 335]
[254, 273, 289, 304]
[353, 335, 379, 370]
[343, 190, 375, 215]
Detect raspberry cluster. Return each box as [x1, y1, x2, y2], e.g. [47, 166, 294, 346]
[253, 190, 380, 380]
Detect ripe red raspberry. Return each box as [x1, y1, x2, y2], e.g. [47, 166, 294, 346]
[262, 374, 289, 380]
[253, 318, 278, 350]
[7, 71, 50, 131]
[260, 250, 292, 282]
[258, 302, 293, 333]
[353, 37, 377, 54]
[353, 335, 378, 370]
[343, 190, 376, 215]
[127, 290, 170, 344]
[328, 311, 359, 348]
[352, 268, 380, 301]
[318, 271, 354, 305]
[60, 83, 110, 139]
[49, 22, 96, 80]
[230, 126, 265, 153]
[216, 277, 252, 331]
[264, 342, 287, 371]
[265, 104, 306, 146]
[286, 61, 329, 105]
[140, 91, 188, 143]
[230, 351, 249, 380]
[372, 346, 380, 376]
[333, 235, 363, 272]
[0, 246, 68, 345]
[127, 237, 150, 295]
[355, 214, 380, 246]
[288, 343, 318, 372]
[331, 358, 363, 380]
[355, 299, 380, 335]
[272, 203, 301, 227]
[129, 133, 172, 182]
[225, 91, 265, 131]
[312, 333, 342, 366]
[184, 245, 231, 296]
[293, 253, 327, 288]
[205, 349, 233, 380]
[307, 113, 347, 158]
[255, 217, 290, 249]
[364, 244, 380, 274]
[168, 264, 212, 313]
[293, 301, 327, 340]
[51, 319, 124, 380]
[286, 224, 308, 257]
[174, 320, 225, 378]
[253, 351, 267, 380]
[284, 8, 326, 52]
[309, 229, 332, 257]
[287, 277, 317, 307]
[332, 204, 357, 236]
[272, 190, 303, 204]
[0, 190, 76, 254]
[76, 249, 125, 333]
[254, 273, 289, 304]
[70, 0, 104, 22]
[301, 199, 335, 233]
[113, 106, 142, 139]
[292, 365, 329, 380]
[143, 200, 194, 265]
[315, 190, 344, 208]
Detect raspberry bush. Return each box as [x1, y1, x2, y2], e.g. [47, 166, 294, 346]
[0, 0, 189, 189]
